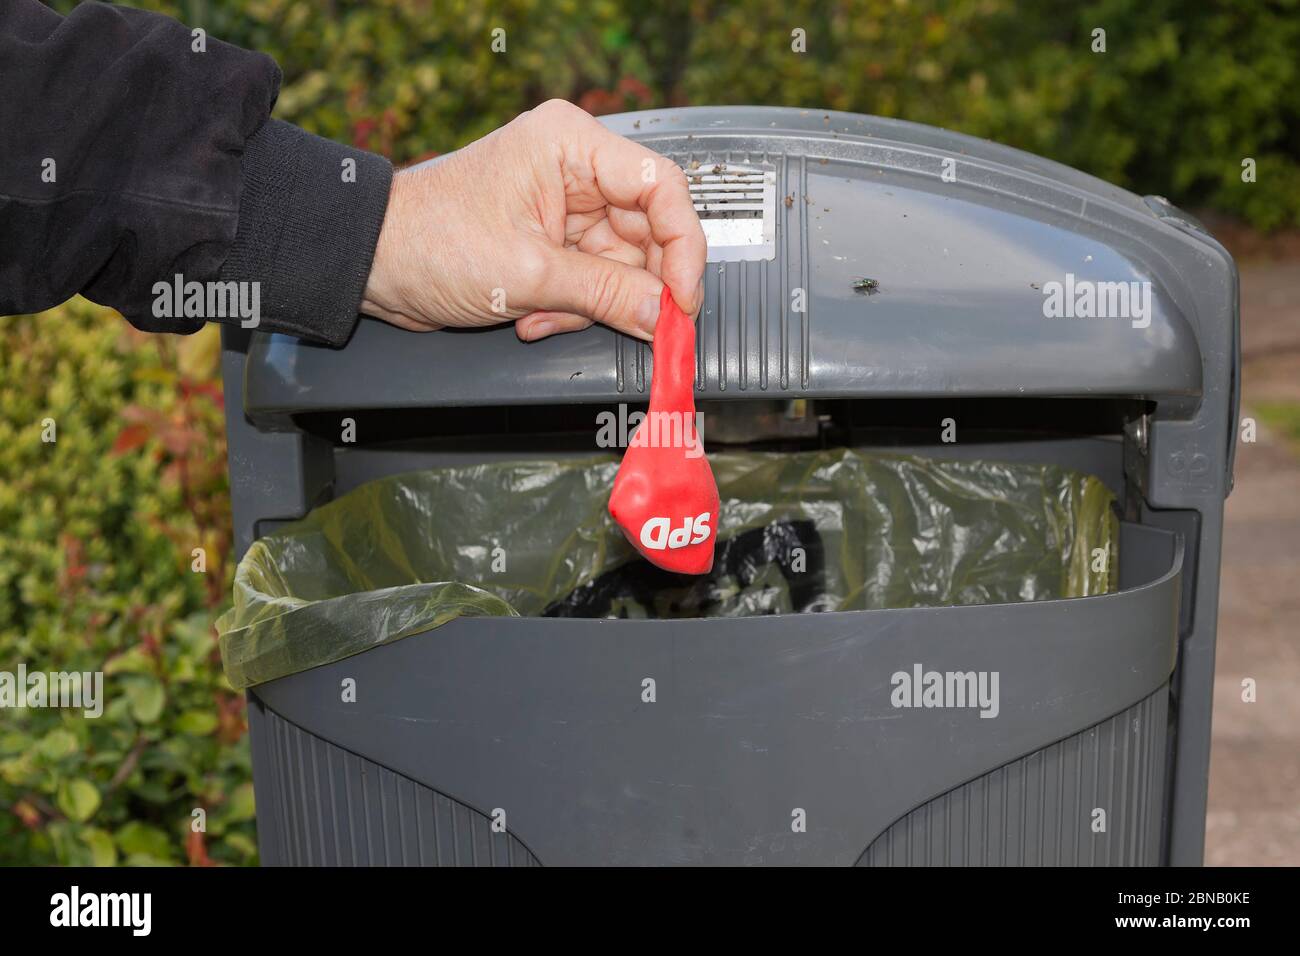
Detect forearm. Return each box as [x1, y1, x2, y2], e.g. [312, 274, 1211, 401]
[0, 0, 390, 345]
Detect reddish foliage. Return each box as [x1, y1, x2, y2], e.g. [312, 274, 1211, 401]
[59, 534, 88, 591]
[109, 344, 232, 609]
[186, 828, 214, 867]
[616, 75, 654, 107]
[111, 423, 151, 455]
[179, 379, 224, 409]
[352, 115, 379, 150]
[215, 691, 247, 746]
[578, 74, 656, 116]
[577, 88, 623, 116]
[12, 800, 42, 829]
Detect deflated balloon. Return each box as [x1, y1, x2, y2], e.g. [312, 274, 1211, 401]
[608, 286, 719, 574]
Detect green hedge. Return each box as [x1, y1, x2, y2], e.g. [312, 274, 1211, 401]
[89, 0, 1297, 229]
[680, 0, 1300, 229]
[0, 303, 253, 866]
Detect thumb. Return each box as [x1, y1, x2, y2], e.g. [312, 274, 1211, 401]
[541, 248, 664, 341]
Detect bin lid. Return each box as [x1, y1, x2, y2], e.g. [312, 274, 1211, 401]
[243, 106, 1205, 422]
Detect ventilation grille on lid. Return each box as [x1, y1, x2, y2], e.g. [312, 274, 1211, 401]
[684, 161, 776, 262]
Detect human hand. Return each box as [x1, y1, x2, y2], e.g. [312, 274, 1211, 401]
[359, 99, 706, 342]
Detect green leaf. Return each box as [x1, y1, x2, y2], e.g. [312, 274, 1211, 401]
[37, 728, 79, 760]
[125, 678, 165, 724]
[169, 656, 197, 682]
[174, 710, 218, 736]
[114, 821, 174, 861]
[224, 782, 256, 823]
[129, 781, 174, 805]
[57, 778, 101, 823]
[0, 755, 36, 786]
[103, 647, 156, 675]
[0, 731, 33, 754]
[170, 612, 217, 655]
[222, 832, 258, 859]
[80, 827, 118, 867]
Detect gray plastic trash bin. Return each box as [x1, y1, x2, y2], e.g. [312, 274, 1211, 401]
[220, 106, 1238, 866]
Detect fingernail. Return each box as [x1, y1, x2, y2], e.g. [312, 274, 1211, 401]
[529, 320, 554, 340]
[635, 293, 660, 338]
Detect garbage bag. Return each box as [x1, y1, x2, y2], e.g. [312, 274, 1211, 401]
[217, 449, 1117, 689]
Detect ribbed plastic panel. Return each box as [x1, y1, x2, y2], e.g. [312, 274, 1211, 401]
[617, 150, 811, 394]
[858, 685, 1169, 866]
[258, 708, 540, 866]
[256, 686, 1167, 866]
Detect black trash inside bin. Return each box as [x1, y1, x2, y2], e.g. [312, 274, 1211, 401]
[219, 106, 1237, 866]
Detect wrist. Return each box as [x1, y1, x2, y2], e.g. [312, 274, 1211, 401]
[360, 171, 408, 324]
[224, 119, 392, 345]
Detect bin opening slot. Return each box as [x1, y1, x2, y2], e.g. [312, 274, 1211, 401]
[292, 397, 1152, 450]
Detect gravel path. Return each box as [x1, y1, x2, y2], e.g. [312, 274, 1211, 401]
[1204, 257, 1300, 866]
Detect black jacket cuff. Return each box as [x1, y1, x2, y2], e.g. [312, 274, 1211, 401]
[220, 118, 392, 346]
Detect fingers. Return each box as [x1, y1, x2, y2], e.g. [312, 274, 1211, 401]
[539, 246, 663, 341]
[575, 217, 647, 268]
[515, 311, 594, 341]
[645, 242, 664, 281]
[563, 208, 607, 244]
[575, 118, 706, 316]
[606, 206, 653, 247]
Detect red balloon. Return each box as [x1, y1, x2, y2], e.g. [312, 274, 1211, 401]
[609, 287, 719, 574]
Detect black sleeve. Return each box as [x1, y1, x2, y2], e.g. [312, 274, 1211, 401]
[0, 0, 392, 346]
